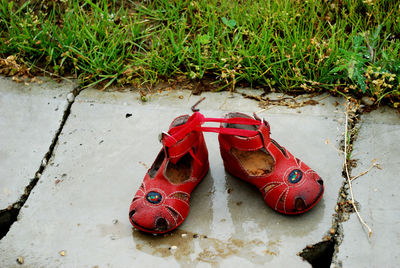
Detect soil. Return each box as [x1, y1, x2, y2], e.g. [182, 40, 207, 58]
[165, 153, 192, 184]
[231, 147, 274, 176]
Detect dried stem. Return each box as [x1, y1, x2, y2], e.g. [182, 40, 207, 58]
[344, 101, 373, 238]
[351, 162, 381, 182]
[20, 59, 75, 83]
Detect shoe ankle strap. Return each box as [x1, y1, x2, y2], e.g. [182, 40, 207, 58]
[162, 112, 263, 147]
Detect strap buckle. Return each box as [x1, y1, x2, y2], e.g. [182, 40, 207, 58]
[158, 131, 177, 144]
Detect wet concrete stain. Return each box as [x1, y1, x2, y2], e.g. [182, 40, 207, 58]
[132, 228, 280, 267]
[97, 222, 129, 240]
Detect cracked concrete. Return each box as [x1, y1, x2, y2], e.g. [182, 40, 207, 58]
[0, 85, 346, 267]
[0, 79, 398, 267]
[0, 77, 78, 237]
[332, 106, 400, 268]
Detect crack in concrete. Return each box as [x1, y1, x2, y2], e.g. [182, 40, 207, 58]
[298, 101, 363, 268]
[329, 103, 362, 268]
[0, 86, 83, 239]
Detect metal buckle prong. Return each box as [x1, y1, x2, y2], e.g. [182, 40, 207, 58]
[158, 131, 177, 143]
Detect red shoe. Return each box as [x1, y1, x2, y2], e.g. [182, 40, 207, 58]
[218, 112, 324, 215]
[129, 112, 260, 234]
[129, 113, 210, 234]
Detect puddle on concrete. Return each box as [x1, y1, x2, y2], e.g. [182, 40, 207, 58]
[132, 228, 280, 267]
[97, 222, 131, 240]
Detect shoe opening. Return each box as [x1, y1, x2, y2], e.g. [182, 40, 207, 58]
[165, 152, 192, 184]
[271, 138, 287, 157]
[148, 150, 165, 178]
[224, 112, 258, 131]
[231, 147, 275, 176]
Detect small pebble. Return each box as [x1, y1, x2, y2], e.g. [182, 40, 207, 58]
[323, 235, 331, 241]
[329, 228, 336, 234]
[179, 95, 184, 99]
[59, 250, 66, 256]
[112, 219, 118, 224]
[361, 96, 374, 106]
[193, 234, 199, 238]
[181, 233, 187, 238]
[67, 93, 75, 102]
[16, 256, 24, 264]
[41, 159, 47, 167]
[170, 245, 178, 253]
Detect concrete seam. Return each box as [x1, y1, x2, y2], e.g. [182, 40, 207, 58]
[329, 103, 363, 268]
[0, 85, 84, 240]
[298, 101, 362, 268]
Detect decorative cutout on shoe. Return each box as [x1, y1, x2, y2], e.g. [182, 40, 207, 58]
[129, 209, 136, 219]
[155, 218, 169, 231]
[288, 169, 303, 184]
[166, 206, 180, 221]
[171, 192, 189, 202]
[263, 183, 280, 195]
[146, 191, 163, 204]
[279, 192, 286, 203]
[231, 147, 274, 176]
[295, 197, 306, 211]
[131, 196, 140, 203]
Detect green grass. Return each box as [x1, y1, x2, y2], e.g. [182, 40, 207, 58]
[1, 0, 400, 105]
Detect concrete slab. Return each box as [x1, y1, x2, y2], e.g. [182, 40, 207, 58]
[335, 107, 400, 267]
[0, 88, 345, 267]
[0, 77, 75, 209]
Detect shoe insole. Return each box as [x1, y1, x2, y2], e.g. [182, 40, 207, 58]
[165, 153, 192, 184]
[231, 147, 274, 176]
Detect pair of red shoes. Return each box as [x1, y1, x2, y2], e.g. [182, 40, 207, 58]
[129, 112, 324, 234]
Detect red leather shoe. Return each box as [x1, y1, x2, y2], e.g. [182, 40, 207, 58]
[218, 112, 324, 215]
[129, 112, 260, 233]
[129, 113, 210, 234]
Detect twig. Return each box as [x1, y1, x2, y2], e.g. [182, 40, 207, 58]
[218, 89, 233, 110]
[344, 101, 373, 238]
[20, 59, 75, 84]
[351, 162, 381, 182]
[364, 33, 375, 64]
[254, 107, 274, 114]
[325, 138, 344, 154]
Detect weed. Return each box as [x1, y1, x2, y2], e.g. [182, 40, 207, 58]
[0, 0, 399, 104]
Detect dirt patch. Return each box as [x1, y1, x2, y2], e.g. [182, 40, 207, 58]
[132, 228, 280, 266]
[165, 153, 192, 184]
[231, 148, 274, 176]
